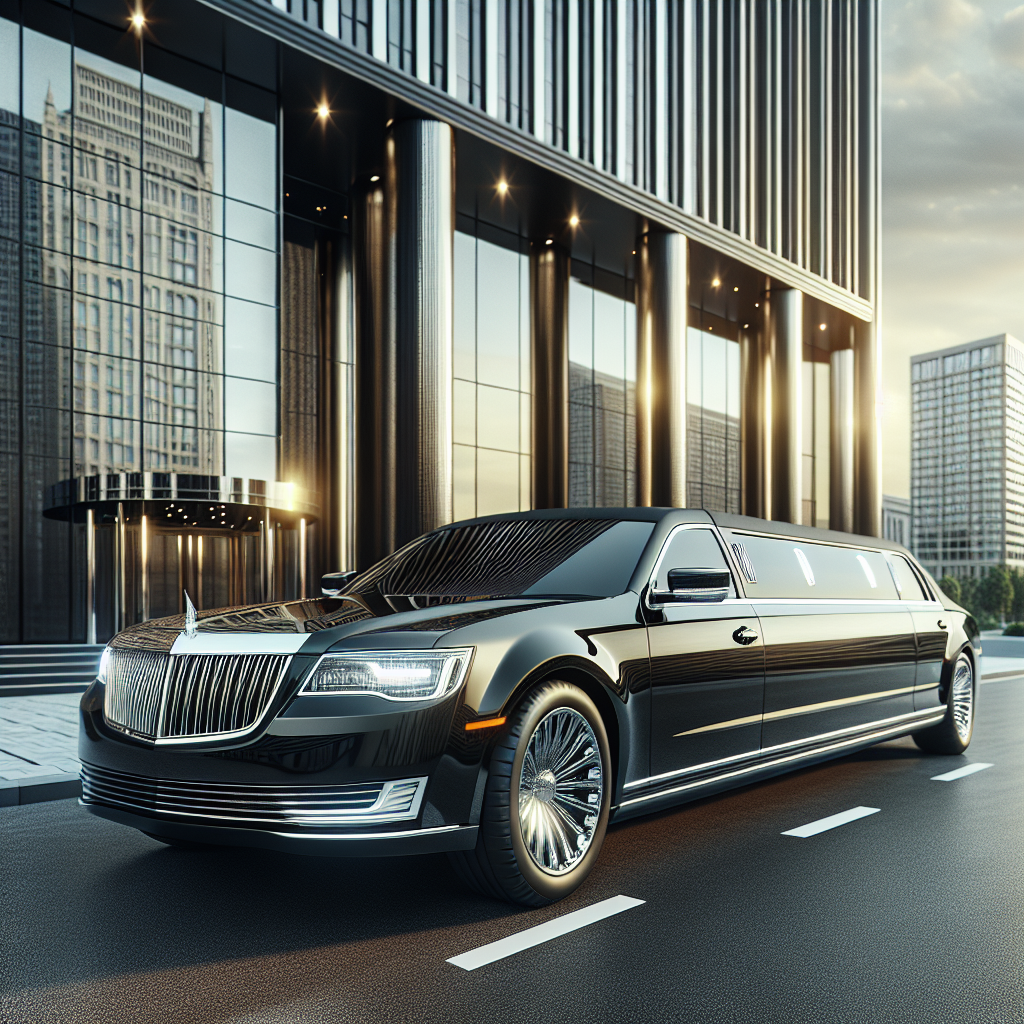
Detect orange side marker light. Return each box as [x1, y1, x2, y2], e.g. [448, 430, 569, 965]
[465, 717, 507, 732]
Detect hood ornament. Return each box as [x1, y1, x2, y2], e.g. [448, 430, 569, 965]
[183, 591, 198, 639]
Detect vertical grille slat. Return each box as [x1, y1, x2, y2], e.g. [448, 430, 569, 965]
[103, 651, 291, 741]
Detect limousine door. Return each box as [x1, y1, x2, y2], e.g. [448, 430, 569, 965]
[722, 532, 918, 752]
[646, 526, 765, 782]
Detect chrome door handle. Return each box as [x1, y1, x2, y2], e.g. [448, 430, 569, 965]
[733, 626, 758, 646]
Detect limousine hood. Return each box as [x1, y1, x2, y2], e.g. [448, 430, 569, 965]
[106, 595, 563, 654]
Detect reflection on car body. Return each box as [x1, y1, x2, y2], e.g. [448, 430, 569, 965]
[79, 508, 979, 905]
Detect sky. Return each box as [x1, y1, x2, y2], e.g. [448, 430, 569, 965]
[881, 0, 1024, 496]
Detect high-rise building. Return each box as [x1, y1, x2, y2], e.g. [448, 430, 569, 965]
[0, 0, 881, 648]
[911, 335, 1024, 579]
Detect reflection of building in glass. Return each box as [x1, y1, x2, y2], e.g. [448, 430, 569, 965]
[883, 494, 911, 548]
[39, 63, 221, 477]
[911, 335, 1024, 579]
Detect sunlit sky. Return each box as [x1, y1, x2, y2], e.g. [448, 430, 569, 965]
[881, 0, 1024, 496]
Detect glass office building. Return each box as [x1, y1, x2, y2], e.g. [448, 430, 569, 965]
[0, 0, 880, 646]
[911, 335, 1024, 580]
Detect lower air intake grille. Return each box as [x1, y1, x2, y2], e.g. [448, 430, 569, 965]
[80, 763, 427, 826]
[103, 651, 291, 741]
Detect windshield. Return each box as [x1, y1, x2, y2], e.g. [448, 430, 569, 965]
[348, 519, 655, 611]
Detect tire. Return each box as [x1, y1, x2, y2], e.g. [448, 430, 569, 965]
[142, 831, 215, 851]
[912, 650, 975, 755]
[449, 680, 612, 907]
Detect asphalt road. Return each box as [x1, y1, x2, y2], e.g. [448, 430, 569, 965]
[1, 677, 1022, 1024]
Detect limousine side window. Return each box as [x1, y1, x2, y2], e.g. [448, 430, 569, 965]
[887, 554, 929, 601]
[725, 533, 899, 600]
[654, 527, 737, 599]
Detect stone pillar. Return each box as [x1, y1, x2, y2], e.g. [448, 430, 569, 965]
[769, 287, 803, 525]
[853, 318, 882, 536]
[740, 324, 766, 518]
[636, 232, 688, 508]
[530, 242, 570, 509]
[829, 347, 855, 533]
[389, 119, 455, 548]
[353, 181, 395, 568]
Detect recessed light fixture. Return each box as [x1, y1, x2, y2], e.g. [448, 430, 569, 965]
[497, 180, 508, 195]
[369, 174, 380, 182]
[631, 250, 636, 255]
[733, 286, 739, 292]
[754, 302, 759, 308]
[317, 103, 329, 119]
[569, 214, 580, 227]
[712, 278, 721, 287]
[743, 323, 750, 328]
[545, 238, 553, 246]
[819, 323, 827, 331]
[131, 11, 145, 30]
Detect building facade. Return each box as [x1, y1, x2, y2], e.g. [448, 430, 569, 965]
[882, 493, 910, 549]
[0, 0, 880, 645]
[911, 335, 1024, 581]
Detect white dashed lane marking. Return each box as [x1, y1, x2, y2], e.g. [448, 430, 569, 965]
[781, 805, 881, 838]
[931, 762, 993, 782]
[446, 895, 645, 971]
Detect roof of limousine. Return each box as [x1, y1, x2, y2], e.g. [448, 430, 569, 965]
[446, 507, 912, 556]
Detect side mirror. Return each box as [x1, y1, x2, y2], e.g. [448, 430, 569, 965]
[321, 570, 358, 597]
[650, 567, 731, 605]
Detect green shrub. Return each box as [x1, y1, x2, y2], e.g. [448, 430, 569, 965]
[1003, 622, 1024, 637]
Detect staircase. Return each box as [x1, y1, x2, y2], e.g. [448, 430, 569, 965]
[0, 645, 105, 697]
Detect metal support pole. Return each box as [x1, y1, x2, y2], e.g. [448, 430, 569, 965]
[636, 232, 688, 508]
[141, 513, 149, 621]
[116, 502, 126, 632]
[389, 119, 455, 546]
[530, 242, 570, 509]
[769, 288, 804, 524]
[86, 508, 96, 645]
[830, 348, 855, 532]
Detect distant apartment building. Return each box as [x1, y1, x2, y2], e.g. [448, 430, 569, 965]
[911, 335, 1024, 579]
[883, 494, 911, 548]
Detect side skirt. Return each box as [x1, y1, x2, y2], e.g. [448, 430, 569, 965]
[609, 710, 945, 823]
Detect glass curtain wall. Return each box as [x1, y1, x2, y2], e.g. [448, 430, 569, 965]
[0, 4, 289, 642]
[568, 260, 636, 508]
[452, 216, 531, 520]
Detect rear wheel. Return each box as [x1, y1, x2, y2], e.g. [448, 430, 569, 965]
[912, 650, 975, 755]
[449, 680, 611, 906]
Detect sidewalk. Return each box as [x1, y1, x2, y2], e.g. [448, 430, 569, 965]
[0, 694, 83, 806]
[2, 647, 1023, 809]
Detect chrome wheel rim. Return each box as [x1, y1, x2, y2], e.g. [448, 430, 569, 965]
[951, 655, 974, 741]
[518, 708, 603, 876]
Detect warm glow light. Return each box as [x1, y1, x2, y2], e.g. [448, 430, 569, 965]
[131, 11, 145, 30]
[497, 180, 508, 195]
[545, 238, 553, 245]
[465, 716, 507, 731]
[819, 323, 827, 331]
[369, 174, 380, 182]
[754, 302, 759, 308]
[712, 277, 721, 287]
[733, 286, 739, 292]
[317, 103, 329, 119]
[569, 214, 580, 227]
[743, 323, 750, 328]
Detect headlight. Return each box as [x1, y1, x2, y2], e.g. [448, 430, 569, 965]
[97, 646, 113, 684]
[301, 649, 473, 701]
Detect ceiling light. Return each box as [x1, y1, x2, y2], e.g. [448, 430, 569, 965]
[754, 302, 759, 308]
[369, 174, 380, 182]
[819, 323, 827, 331]
[712, 278, 721, 287]
[569, 214, 580, 227]
[631, 250, 636, 255]
[317, 103, 329, 119]
[545, 238, 553, 246]
[497, 180, 508, 195]
[743, 323, 749, 328]
[131, 11, 145, 30]
[733, 286, 739, 292]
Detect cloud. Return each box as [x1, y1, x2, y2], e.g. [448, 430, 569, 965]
[992, 5, 1024, 68]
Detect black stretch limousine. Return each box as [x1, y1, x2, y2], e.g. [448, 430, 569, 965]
[80, 509, 979, 905]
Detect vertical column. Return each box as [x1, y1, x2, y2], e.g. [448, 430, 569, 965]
[769, 287, 803, 524]
[354, 182, 395, 567]
[636, 232, 688, 508]
[389, 119, 455, 546]
[853, 318, 881, 536]
[829, 347, 854, 532]
[739, 324, 766, 518]
[86, 508, 96, 645]
[531, 242, 570, 509]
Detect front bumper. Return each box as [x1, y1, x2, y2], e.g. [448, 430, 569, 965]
[81, 800, 479, 857]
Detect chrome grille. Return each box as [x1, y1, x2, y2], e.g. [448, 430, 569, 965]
[103, 651, 291, 741]
[80, 763, 426, 825]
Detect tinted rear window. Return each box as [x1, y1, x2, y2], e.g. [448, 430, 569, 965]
[727, 533, 899, 600]
[350, 519, 655, 608]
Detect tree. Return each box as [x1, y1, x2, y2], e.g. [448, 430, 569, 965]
[1009, 568, 1024, 623]
[978, 566, 1013, 623]
[938, 575, 962, 605]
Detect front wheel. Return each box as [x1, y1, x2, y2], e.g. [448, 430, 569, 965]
[913, 650, 975, 755]
[449, 680, 612, 906]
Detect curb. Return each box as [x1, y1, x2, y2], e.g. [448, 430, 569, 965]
[0, 773, 81, 807]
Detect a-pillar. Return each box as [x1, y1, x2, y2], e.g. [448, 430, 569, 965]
[853, 318, 881, 536]
[769, 287, 803, 525]
[531, 242, 570, 508]
[636, 232, 688, 508]
[388, 119, 455, 547]
[829, 347, 854, 532]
